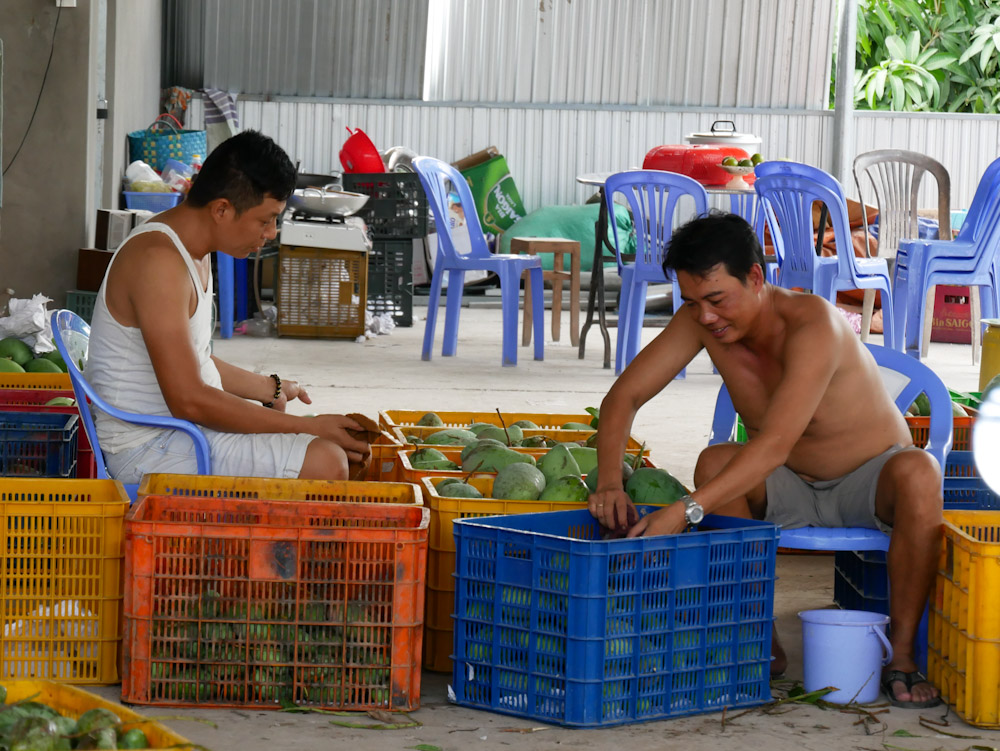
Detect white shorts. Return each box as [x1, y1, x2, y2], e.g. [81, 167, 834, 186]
[106, 427, 315, 484]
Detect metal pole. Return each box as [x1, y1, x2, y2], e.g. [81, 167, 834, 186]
[831, 0, 858, 187]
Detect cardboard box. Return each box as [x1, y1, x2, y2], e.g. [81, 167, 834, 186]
[76, 248, 114, 292]
[931, 285, 972, 344]
[94, 209, 132, 250]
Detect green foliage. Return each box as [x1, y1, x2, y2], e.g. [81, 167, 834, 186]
[841, 0, 1000, 113]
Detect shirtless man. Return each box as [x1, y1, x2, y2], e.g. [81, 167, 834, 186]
[589, 211, 943, 709]
[86, 130, 369, 483]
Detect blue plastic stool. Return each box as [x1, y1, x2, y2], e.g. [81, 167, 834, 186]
[216, 254, 249, 339]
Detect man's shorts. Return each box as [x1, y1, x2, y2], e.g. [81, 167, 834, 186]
[106, 427, 315, 485]
[764, 444, 907, 534]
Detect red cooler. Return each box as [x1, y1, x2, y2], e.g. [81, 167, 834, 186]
[643, 144, 753, 186]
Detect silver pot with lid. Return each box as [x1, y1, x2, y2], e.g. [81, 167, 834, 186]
[684, 120, 762, 157]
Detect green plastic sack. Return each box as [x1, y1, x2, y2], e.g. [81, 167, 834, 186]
[498, 204, 636, 272]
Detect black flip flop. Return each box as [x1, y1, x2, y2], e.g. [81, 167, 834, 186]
[882, 669, 943, 709]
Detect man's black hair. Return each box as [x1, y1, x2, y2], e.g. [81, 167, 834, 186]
[186, 130, 296, 214]
[664, 210, 766, 283]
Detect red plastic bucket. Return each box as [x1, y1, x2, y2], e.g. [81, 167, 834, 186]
[339, 127, 385, 173]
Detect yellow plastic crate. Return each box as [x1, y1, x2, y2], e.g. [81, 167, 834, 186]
[137, 473, 422, 505]
[0, 679, 194, 749]
[379, 409, 596, 431]
[365, 430, 404, 481]
[928, 510, 1000, 727]
[0, 479, 129, 684]
[389, 424, 650, 455]
[0, 373, 73, 390]
[423, 623, 452, 674]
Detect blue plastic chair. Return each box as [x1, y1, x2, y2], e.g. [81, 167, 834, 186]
[604, 170, 709, 376]
[755, 161, 897, 350]
[892, 156, 1000, 359]
[51, 310, 212, 501]
[707, 342, 951, 552]
[413, 156, 544, 366]
[728, 191, 776, 283]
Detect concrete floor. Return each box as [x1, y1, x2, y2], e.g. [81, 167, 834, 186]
[90, 296, 997, 749]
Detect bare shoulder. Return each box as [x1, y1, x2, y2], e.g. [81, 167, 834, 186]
[775, 289, 850, 339]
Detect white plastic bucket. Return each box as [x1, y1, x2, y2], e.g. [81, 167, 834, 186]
[799, 609, 893, 704]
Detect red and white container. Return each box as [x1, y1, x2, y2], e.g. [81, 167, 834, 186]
[642, 144, 752, 186]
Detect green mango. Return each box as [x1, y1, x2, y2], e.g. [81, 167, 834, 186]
[625, 467, 687, 505]
[25, 357, 63, 373]
[492, 463, 547, 500]
[410, 447, 448, 464]
[415, 412, 445, 427]
[468, 422, 495, 435]
[585, 431, 599, 448]
[438, 482, 484, 499]
[536, 444, 582, 485]
[460, 437, 506, 462]
[412, 458, 460, 470]
[75, 708, 119, 736]
[436, 477, 463, 489]
[910, 393, 931, 417]
[951, 401, 968, 417]
[561, 421, 593, 430]
[404, 434, 423, 445]
[510, 419, 539, 429]
[538, 474, 590, 502]
[424, 428, 478, 446]
[40, 350, 68, 372]
[461, 444, 535, 473]
[567, 446, 599, 474]
[584, 462, 634, 494]
[0, 357, 26, 373]
[519, 435, 548, 448]
[0, 337, 33, 366]
[585, 406, 601, 428]
[476, 424, 523, 445]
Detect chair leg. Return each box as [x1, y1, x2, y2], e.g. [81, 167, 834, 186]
[670, 278, 688, 380]
[625, 281, 648, 370]
[892, 269, 914, 359]
[530, 267, 545, 361]
[878, 284, 895, 351]
[522, 267, 533, 346]
[569, 249, 580, 347]
[615, 274, 634, 376]
[860, 288, 875, 343]
[421, 268, 446, 361]
[217, 253, 234, 339]
[442, 270, 465, 357]
[919, 286, 934, 359]
[499, 267, 521, 366]
[970, 286, 982, 365]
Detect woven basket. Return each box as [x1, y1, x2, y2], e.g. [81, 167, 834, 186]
[127, 114, 207, 172]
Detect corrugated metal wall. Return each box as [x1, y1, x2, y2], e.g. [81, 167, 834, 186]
[424, 0, 835, 109]
[164, 0, 428, 97]
[186, 98, 995, 211]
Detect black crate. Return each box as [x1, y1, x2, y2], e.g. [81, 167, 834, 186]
[342, 173, 429, 239]
[368, 240, 413, 327]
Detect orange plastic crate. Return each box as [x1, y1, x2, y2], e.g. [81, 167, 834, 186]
[379, 409, 596, 431]
[907, 415, 974, 452]
[389, 424, 650, 455]
[0, 388, 97, 478]
[122, 496, 429, 711]
[365, 430, 404, 481]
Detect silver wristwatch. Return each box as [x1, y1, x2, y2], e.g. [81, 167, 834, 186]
[680, 494, 705, 525]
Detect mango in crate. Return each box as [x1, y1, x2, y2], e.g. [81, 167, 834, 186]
[492, 463, 546, 500]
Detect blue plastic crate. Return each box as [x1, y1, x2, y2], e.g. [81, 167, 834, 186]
[0, 411, 78, 477]
[451, 508, 778, 727]
[122, 191, 182, 213]
[943, 450, 1000, 508]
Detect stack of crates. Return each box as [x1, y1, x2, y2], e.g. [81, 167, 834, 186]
[929, 510, 1000, 727]
[0, 479, 130, 683]
[450, 509, 779, 727]
[342, 173, 429, 327]
[832, 404, 990, 673]
[122, 476, 429, 711]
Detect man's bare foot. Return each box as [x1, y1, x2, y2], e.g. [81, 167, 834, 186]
[882, 662, 941, 708]
[771, 624, 787, 676]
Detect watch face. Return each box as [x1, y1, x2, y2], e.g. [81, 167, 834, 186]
[685, 499, 705, 524]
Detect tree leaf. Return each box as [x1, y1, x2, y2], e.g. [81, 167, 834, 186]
[906, 29, 921, 60]
[409, 746, 442, 751]
[922, 51, 957, 71]
[959, 34, 989, 65]
[979, 41, 995, 73]
[885, 34, 907, 59]
[874, 1, 896, 34]
[891, 729, 920, 737]
[890, 75, 906, 109]
[875, 67, 888, 98]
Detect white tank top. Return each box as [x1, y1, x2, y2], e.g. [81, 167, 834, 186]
[87, 222, 222, 454]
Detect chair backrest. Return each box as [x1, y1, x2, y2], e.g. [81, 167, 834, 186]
[412, 156, 492, 263]
[603, 170, 708, 280]
[50, 310, 212, 481]
[709, 342, 953, 475]
[754, 161, 863, 290]
[955, 155, 1000, 253]
[853, 149, 952, 261]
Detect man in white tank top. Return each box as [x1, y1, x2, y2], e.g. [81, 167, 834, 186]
[86, 130, 369, 483]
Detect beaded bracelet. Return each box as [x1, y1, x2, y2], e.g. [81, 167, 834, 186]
[262, 373, 282, 408]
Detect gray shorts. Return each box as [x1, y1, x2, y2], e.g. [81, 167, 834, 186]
[764, 444, 906, 534]
[106, 427, 315, 485]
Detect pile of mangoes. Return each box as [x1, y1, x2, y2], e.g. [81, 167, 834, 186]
[0, 337, 68, 374]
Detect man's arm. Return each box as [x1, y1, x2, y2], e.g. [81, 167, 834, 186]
[590, 313, 703, 530]
[127, 246, 367, 456]
[212, 357, 311, 411]
[628, 313, 841, 537]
